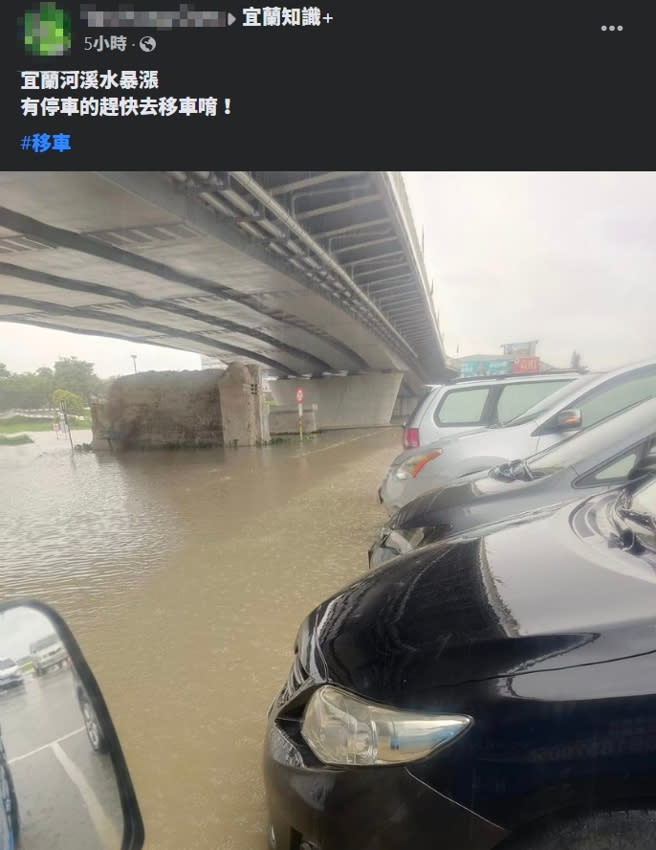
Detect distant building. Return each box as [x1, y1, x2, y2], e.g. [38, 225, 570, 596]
[501, 341, 539, 358]
[453, 353, 559, 378]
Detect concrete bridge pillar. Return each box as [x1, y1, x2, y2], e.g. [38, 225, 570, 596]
[268, 372, 404, 430]
[218, 362, 270, 447]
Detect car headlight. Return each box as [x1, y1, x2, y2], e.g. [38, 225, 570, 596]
[301, 685, 472, 766]
[395, 449, 442, 480]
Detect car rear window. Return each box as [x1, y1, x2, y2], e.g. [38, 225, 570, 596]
[435, 387, 491, 425]
[405, 391, 431, 426]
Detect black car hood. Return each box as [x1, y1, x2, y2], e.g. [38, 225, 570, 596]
[308, 494, 656, 707]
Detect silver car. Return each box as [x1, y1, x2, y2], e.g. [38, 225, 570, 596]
[381, 358, 656, 514]
[0, 658, 23, 691]
[401, 371, 581, 450]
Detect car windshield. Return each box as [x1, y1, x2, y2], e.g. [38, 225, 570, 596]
[31, 634, 60, 652]
[526, 397, 656, 476]
[0, 659, 16, 670]
[502, 372, 602, 427]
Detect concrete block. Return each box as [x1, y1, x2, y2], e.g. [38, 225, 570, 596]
[269, 372, 403, 429]
[269, 406, 318, 435]
[92, 370, 224, 450]
[218, 362, 270, 447]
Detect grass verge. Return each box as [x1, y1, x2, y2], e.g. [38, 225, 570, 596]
[0, 418, 92, 434]
[0, 434, 34, 446]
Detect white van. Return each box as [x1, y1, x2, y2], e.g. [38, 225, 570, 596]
[30, 633, 68, 676]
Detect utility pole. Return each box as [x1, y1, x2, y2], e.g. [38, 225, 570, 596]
[60, 400, 74, 451]
[131, 355, 137, 373]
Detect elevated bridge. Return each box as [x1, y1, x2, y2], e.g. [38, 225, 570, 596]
[0, 171, 455, 425]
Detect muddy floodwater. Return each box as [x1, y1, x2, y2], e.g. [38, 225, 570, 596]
[0, 427, 401, 849]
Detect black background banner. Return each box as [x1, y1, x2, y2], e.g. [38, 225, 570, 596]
[2, 0, 654, 168]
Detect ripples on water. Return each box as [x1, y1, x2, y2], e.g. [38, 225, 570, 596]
[0, 426, 398, 850]
[0, 431, 177, 608]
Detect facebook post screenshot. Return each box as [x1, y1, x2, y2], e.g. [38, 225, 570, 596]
[1, 3, 656, 850]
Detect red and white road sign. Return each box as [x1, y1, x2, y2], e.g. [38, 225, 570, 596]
[296, 387, 304, 403]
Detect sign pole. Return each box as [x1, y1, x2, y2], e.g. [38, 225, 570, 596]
[296, 386, 304, 442]
[60, 400, 74, 451]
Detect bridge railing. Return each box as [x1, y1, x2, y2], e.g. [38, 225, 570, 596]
[387, 172, 432, 294]
[382, 172, 446, 354]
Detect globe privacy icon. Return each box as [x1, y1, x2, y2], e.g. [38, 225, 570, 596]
[19, 3, 72, 57]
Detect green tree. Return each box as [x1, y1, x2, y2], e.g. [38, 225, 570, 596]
[0, 372, 52, 410]
[0, 358, 102, 412]
[53, 357, 102, 401]
[52, 389, 85, 416]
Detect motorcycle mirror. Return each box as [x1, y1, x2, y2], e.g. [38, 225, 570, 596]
[0, 599, 144, 850]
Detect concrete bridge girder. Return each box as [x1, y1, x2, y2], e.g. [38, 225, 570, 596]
[0, 171, 413, 377]
[0, 217, 363, 375]
[96, 171, 415, 374]
[0, 171, 452, 391]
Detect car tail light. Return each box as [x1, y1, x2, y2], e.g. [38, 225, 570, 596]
[403, 427, 420, 449]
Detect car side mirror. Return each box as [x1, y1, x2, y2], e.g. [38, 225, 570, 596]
[628, 459, 656, 483]
[554, 408, 582, 429]
[0, 599, 144, 849]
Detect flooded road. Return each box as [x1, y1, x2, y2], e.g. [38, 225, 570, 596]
[0, 427, 401, 849]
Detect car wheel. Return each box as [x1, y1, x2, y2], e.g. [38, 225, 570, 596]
[9, 785, 19, 846]
[504, 810, 656, 849]
[1, 766, 19, 847]
[81, 697, 108, 753]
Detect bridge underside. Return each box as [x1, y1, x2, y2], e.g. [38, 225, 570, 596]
[0, 171, 453, 393]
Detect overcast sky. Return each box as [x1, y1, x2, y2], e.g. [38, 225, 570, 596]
[0, 324, 202, 378]
[0, 606, 57, 660]
[403, 172, 656, 370]
[1, 171, 655, 375]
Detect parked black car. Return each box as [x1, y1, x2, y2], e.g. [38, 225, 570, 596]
[265, 474, 656, 850]
[370, 396, 656, 569]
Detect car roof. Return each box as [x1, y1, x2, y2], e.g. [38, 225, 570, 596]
[424, 370, 587, 390]
[30, 634, 58, 647]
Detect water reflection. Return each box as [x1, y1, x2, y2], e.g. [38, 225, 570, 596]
[0, 431, 176, 609]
